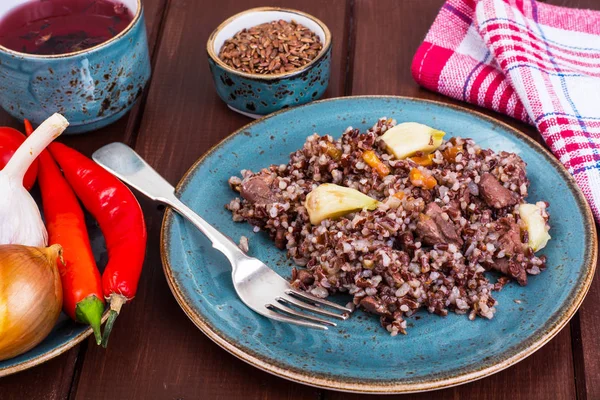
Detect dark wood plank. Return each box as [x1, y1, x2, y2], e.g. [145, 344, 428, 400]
[330, 0, 578, 399]
[0, 349, 79, 400]
[0, 0, 168, 399]
[72, 0, 349, 399]
[350, 0, 445, 99]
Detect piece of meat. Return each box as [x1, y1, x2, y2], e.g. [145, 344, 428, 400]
[291, 268, 315, 290]
[497, 218, 523, 255]
[415, 214, 442, 245]
[274, 229, 286, 249]
[426, 203, 463, 245]
[490, 257, 527, 286]
[293, 268, 314, 286]
[240, 172, 277, 204]
[478, 173, 518, 209]
[415, 202, 463, 246]
[395, 231, 415, 252]
[296, 269, 315, 286]
[359, 296, 388, 315]
[445, 200, 462, 220]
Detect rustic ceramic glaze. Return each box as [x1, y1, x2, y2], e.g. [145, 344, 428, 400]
[161, 96, 596, 394]
[207, 7, 332, 117]
[0, 0, 150, 134]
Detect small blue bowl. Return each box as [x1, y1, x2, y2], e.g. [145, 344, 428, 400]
[207, 7, 332, 118]
[0, 0, 151, 134]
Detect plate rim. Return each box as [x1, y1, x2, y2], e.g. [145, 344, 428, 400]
[160, 95, 598, 394]
[0, 312, 109, 378]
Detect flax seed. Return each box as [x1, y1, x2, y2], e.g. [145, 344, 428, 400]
[218, 19, 323, 74]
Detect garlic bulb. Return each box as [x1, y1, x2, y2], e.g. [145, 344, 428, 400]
[0, 114, 69, 247]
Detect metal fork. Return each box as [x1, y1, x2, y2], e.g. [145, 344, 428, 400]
[92, 143, 352, 330]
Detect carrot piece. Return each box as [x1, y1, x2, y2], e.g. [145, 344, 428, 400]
[443, 146, 463, 162]
[423, 175, 438, 189]
[393, 191, 405, 200]
[410, 154, 434, 167]
[325, 142, 342, 160]
[409, 168, 423, 185]
[362, 150, 390, 178]
[409, 168, 437, 189]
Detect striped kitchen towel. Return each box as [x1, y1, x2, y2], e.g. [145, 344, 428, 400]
[412, 0, 600, 222]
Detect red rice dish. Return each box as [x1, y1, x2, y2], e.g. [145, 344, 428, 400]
[226, 118, 550, 335]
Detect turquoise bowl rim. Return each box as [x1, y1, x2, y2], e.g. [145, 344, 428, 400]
[160, 96, 597, 394]
[0, 0, 143, 60]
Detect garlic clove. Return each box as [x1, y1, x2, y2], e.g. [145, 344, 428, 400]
[380, 122, 445, 159]
[0, 177, 48, 247]
[519, 203, 551, 252]
[305, 183, 379, 225]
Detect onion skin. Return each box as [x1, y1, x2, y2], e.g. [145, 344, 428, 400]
[0, 244, 63, 361]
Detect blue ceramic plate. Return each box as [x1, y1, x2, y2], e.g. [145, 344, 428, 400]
[0, 192, 107, 377]
[161, 96, 597, 393]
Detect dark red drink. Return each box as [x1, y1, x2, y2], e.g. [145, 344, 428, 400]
[0, 0, 134, 55]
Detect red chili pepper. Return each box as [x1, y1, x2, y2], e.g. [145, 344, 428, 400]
[49, 142, 147, 347]
[25, 120, 105, 344]
[0, 126, 38, 190]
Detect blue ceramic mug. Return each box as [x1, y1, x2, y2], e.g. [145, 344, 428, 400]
[0, 0, 151, 134]
[207, 7, 332, 118]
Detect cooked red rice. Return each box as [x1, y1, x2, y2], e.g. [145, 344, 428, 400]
[226, 118, 549, 335]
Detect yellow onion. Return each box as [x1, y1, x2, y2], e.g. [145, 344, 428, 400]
[0, 244, 63, 361]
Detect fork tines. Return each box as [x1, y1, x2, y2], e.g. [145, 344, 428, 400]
[266, 289, 353, 330]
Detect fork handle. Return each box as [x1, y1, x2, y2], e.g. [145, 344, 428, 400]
[166, 196, 243, 260]
[92, 143, 245, 263]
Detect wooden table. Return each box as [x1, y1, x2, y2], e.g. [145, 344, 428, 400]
[1, 0, 599, 398]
